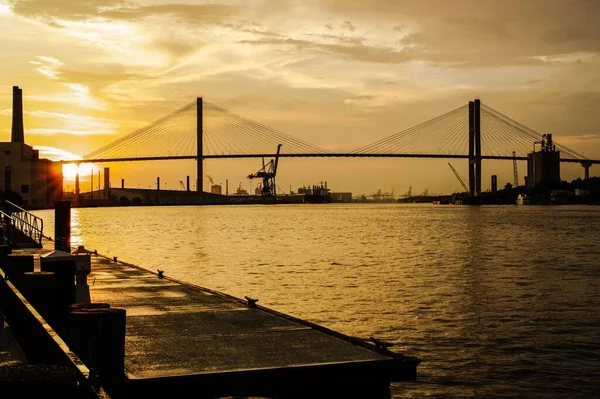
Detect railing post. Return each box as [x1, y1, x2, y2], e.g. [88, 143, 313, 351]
[3, 201, 44, 247]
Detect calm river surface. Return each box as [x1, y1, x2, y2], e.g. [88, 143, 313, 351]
[33, 204, 600, 398]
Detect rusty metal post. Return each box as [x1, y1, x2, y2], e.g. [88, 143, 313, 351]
[54, 200, 70, 252]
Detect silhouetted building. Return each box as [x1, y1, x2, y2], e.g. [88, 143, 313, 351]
[526, 134, 560, 188]
[0, 86, 63, 208]
[491, 175, 497, 193]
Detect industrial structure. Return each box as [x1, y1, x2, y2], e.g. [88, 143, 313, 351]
[246, 144, 282, 202]
[448, 163, 469, 194]
[491, 175, 498, 193]
[525, 133, 560, 188]
[0, 86, 63, 208]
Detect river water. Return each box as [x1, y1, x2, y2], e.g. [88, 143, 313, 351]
[32, 204, 600, 398]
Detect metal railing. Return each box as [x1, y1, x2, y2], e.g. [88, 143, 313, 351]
[0, 210, 13, 246]
[3, 200, 44, 247]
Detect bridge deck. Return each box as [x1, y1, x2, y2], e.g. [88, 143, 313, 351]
[83, 251, 418, 397]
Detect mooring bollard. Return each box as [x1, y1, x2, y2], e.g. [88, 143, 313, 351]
[40, 252, 77, 335]
[14, 271, 58, 326]
[0, 244, 12, 268]
[1, 254, 34, 287]
[67, 307, 126, 398]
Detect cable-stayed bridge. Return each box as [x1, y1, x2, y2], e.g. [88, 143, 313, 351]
[80, 98, 598, 195]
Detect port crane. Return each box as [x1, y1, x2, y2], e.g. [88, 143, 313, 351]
[369, 188, 395, 200]
[448, 163, 469, 194]
[247, 144, 282, 201]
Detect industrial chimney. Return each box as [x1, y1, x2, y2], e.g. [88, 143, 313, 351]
[11, 86, 24, 143]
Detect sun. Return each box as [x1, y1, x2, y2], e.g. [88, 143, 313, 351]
[62, 163, 94, 181]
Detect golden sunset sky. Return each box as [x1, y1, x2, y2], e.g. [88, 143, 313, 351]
[1, 0, 599, 195]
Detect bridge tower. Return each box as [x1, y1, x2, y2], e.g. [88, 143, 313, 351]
[475, 99, 482, 195]
[197, 97, 203, 192]
[468, 99, 482, 196]
[468, 101, 475, 196]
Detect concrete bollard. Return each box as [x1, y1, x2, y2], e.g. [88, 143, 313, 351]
[1, 254, 34, 288]
[67, 307, 126, 398]
[0, 244, 12, 267]
[13, 271, 58, 326]
[40, 259, 76, 312]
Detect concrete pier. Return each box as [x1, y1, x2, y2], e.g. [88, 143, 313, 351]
[1, 237, 420, 398]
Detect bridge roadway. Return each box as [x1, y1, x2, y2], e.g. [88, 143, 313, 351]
[71, 153, 599, 164]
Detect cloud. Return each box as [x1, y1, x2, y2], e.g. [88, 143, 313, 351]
[21, 110, 117, 135]
[529, 52, 600, 65]
[102, 4, 236, 24]
[33, 145, 83, 161]
[240, 37, 415, 64]
[29, 55, 63, 79]
[7, 0, 126, 24]
[7, 0, 236, 26]
[342, 21, 356, 32]
[542, 28, 586, 44]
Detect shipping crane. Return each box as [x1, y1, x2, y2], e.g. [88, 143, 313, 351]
[448, 163, 469, 194]
[247, 144, 282, 201]
[512, 151, 519, 187]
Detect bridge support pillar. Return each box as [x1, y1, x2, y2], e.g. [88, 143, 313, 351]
[475, 99, 482, 195]
[197, 97, 203, 192]
[157, 177, 160, 191]
[468, 101, 475, 197]
[186, 175, 190, 191]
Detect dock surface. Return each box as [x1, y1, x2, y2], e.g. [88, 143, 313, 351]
[5, 239, 419, 398]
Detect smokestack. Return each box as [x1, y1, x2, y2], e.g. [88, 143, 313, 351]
[11, 86, 24, 143]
